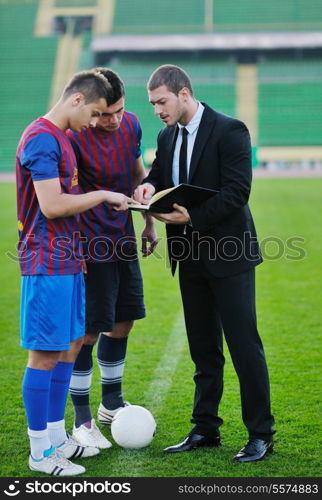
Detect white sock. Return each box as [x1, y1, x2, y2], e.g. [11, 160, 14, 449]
[28, 428, 52, 460]
[47, 419, 67, 447]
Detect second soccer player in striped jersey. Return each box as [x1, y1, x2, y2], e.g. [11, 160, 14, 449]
[67, 68, 159, 449]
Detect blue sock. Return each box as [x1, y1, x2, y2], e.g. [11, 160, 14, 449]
[48, 361, 74, 423]
[22, 367, 53, 459]
[47, 361, 74, 446]
[22, 367, 53, 430]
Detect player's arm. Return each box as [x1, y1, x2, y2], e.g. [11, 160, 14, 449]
[132, 157, 159, 256]
[133, 154, 156, 204]
[133, 129, 166, 204]
[33, 177, 133, 218]
[132, 156, 155, 205]
[132, 123, 157, 204]
[132, 156, 146, 190]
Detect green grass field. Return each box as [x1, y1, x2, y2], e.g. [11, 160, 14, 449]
[0, 178, 321, 477]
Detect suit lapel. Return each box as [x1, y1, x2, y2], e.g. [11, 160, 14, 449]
[188, 104, 217, 183]
[164, 125, 179, 187]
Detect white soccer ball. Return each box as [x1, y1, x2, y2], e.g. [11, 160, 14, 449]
[111, 405, 156, 449]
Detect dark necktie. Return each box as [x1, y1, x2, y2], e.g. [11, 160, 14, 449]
[179, 127, 188, 184]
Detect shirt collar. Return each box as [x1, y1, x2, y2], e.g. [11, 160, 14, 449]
[178, 101, 204, 135]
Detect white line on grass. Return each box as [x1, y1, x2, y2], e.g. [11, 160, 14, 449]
[125, 312, 187, 476]
[106, 313, 187, 478]
[144, 311, 187, 414]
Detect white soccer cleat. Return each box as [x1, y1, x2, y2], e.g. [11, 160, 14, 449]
[97, 401, 130, 425]
[29, 448, 85, 476]
[57, 435, 100, 459]
[72, 419, 112, 449]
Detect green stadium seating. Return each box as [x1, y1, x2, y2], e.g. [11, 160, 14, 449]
[112, 0, 205, 35]
[213, 0, 322, 32]
[1, 0, 322, 171]
[112, 0, 322, 34]
[0, 0, 58, 172]
[258, 60, 322, 146]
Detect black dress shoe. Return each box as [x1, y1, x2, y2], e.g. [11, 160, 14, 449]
[233, 438, 273, 463]
[164, 432, 221, 453]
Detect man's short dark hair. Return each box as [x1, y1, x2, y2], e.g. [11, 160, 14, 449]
[147, 65, 193, 96]
[63, 69, 113, 104]
[95, 67, 125, 104]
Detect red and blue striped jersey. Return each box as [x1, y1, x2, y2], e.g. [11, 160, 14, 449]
[67, 111, 141, 262]
[16, 117, 83, 275]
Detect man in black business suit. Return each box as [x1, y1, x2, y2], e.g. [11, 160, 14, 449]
[134, 65, 275, 462]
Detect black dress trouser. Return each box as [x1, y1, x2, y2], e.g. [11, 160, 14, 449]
[178, 258, 275, 438]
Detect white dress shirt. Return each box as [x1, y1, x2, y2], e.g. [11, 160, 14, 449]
[172, 101, 205, 186]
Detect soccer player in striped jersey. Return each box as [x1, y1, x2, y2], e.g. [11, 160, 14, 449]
[16, 69, 135, 476]
[67, 68, 158, 449]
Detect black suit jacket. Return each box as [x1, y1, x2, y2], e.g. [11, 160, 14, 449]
[145, 103, 262, 277]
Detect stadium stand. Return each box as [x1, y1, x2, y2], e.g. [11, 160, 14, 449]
[111, 0, 322, 34]
[259, 59, 322, 146]
[1, 0, 322, 171]
[0, 0, 58, 172]
[212, 0, 322, 32]
[112, 0, 205, 35]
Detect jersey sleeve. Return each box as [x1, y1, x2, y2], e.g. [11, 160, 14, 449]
[20, 132, 61, 181]
[136, 122, 142, 159]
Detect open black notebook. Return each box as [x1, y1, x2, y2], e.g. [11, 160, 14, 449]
[129, 183, 218, 213]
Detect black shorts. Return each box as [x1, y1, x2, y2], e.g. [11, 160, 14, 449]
[85, 260, 146, 333]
